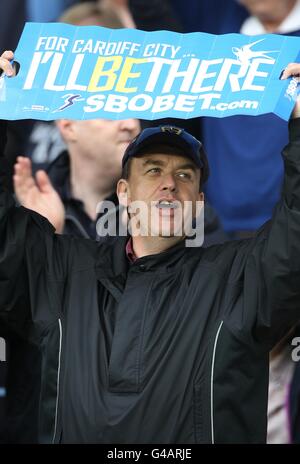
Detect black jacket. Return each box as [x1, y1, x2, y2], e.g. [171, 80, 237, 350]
[0, 135, 227, 444]
[1, 120, 300, 443]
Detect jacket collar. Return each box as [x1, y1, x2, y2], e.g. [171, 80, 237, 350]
[96, 235, 188, 280]
[95, 236, 203, 301]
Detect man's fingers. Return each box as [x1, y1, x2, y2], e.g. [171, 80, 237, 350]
[15, 156, 33, 178]
[14, 157, 34, 187]
[13, 172, 37, 201]
[13, 157, 36, 197]
[14, 159, 53, 196]
[281, 63, 300, 80]
[35, 170, 54, 194]
[1, 50, 14, 60]
[0, 50, 15, 77]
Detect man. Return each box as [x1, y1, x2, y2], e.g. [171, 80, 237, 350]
[4, 3, 224, 439]
[1, 50, 300, 443]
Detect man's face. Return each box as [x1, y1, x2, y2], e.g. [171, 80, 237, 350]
[63, 118, 140, 183]
[238, 0, 296, 21]
[118, 152, 203, 238]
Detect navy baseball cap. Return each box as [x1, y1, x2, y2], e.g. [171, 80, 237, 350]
[122, 125, 209, 185]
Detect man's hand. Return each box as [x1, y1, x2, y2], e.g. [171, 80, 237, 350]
[0, 50, 16, 77]
[281, 63, 300, 119]
[14, 157, 65, 233]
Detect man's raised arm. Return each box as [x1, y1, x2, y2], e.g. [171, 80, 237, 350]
[0, 51, 58, 332]
[229, 63, 300, 348]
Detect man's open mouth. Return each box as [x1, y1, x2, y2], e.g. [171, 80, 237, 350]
[156, 200, 179, 209]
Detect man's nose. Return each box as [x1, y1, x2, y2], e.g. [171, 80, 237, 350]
[161, 174, 177, 192]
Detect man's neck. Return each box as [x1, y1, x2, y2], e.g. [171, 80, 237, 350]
[132, 235, 184, 258]
[70, 155, 114, 221]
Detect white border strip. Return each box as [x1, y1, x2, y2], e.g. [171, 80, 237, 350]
[210, 320, 223, 444]
[52, 318, 62, 444]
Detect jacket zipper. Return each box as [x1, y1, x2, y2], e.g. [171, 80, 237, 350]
[210, 320, 223, 444]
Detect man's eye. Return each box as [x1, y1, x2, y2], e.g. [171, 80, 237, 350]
[147, 168, 161, 174]
[177, 172, 191, 179]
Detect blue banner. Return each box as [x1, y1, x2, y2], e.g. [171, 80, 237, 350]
[0, 22, 300, 121]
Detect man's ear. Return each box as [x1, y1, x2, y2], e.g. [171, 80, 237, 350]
[117, 179, 130, 207]
[199, 191, 204, 202]
[56, 119, 76, 142]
